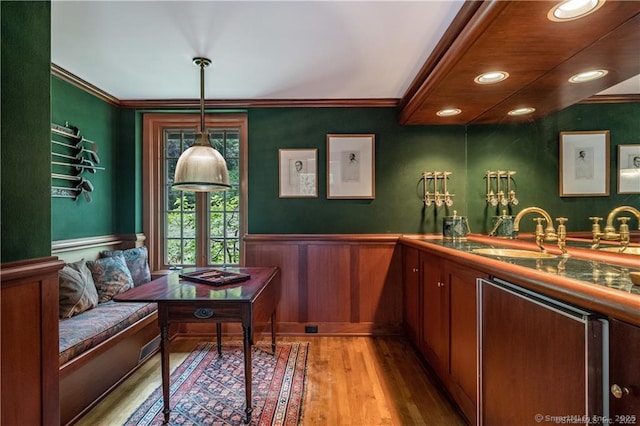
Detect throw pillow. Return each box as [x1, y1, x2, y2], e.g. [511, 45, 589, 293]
[101, 246, 151, 287]
[59, 259, 99, 319]
[87, 255, 134, 303]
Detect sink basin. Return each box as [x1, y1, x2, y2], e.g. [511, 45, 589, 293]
[472, 248, 557, 259]
[600, 247, 640, 255]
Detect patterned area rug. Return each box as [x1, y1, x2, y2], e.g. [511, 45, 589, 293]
[126, 341, 309, 426]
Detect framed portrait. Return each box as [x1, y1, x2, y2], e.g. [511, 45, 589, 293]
[326, 134, 375, 199]
[618, 144, 640, 194]
[559, 131, 609, 197]
[278, 149, 318, 198]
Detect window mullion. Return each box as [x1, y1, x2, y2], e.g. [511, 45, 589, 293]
[196, 192, 208, 267]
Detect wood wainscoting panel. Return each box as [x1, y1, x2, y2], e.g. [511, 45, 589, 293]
[244, 234, 403, 335]
[307, 244, 352, 322]
[244, 242, 301, 323]
[357, 244, 402, 324]
[1, 256, 64, 426]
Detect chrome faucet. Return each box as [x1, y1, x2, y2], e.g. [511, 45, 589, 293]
[513, 206, 567, 254]
[590, 205, 640, 252]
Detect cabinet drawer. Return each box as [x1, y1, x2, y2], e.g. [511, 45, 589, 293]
[165, 304, 243, 322]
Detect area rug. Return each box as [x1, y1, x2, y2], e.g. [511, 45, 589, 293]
[126, 341, 309, 426]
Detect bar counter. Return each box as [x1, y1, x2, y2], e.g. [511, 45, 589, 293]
[399, 234, 640, 326]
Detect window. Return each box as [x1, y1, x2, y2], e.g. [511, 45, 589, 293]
[143, 114, 247, 271]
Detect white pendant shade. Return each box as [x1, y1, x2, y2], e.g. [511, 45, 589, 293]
[173, 133, 231, 192]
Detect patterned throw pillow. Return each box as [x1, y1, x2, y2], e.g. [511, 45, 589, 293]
[101, 246, 151, 287]
[59, 259, 99, 319]
[87, 255, 134, 303]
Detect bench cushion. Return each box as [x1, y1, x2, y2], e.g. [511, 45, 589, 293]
[59, 301, 157, 366]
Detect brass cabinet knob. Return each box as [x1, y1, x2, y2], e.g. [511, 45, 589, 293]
[611, 384, 630, 399]
[412, 267, 419, 273]
[437, 281, 444, 288]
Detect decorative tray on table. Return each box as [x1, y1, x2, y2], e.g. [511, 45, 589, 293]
[179, 269, 251, 286]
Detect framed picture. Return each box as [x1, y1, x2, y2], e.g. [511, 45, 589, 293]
[618, 144, 640, 194]
[326, 134, 375, 199]
[278, 149, 317, 198]
[559, 131, 609, 197]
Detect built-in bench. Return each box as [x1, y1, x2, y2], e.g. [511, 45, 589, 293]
[53, 235, 160, 425]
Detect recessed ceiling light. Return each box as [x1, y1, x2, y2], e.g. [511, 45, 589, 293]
[508, 107, 536, 116]
[436, 108, 462, 117]
[474, 71, 510, 85]
[568, 69, 608, 83]
[548, 0, 605, 22]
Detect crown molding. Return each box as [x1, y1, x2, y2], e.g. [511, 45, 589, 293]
[51, 63, 120, 106]
[119, 98, 398, 109]
[579, 94, 640, 104]
[51, 63, 397, 109]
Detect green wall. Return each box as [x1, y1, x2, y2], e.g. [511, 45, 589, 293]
[1, 1, 51, 262]
[247, 108, 467, 234]
[55, 99, 639, 241]
[467, 103, 640, 234]
[50, 76, 121, 240]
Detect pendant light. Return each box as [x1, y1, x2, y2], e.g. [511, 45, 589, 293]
[172, 57, 231, 192]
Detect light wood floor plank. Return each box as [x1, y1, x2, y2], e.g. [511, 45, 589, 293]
[75, 336, 466, 425]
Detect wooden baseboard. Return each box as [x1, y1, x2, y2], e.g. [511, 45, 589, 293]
[173, 321, 404, 338]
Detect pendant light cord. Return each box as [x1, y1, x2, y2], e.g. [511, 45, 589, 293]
[200, 60, 205, 132]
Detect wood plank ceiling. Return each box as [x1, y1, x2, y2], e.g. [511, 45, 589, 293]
[399, 1, 640, 125]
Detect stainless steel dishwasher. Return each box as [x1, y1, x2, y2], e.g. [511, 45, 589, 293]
[477, 278, 609, 425]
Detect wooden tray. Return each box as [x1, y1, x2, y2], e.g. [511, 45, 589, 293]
[179, 269, 251, 286]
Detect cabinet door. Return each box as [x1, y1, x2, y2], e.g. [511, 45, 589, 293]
[480, 280, 592, 424]
[449, 263, 485, 424]
[402, 246, 420, 344]
[420, 253, 449, 376]
[609, 319, 640, 416]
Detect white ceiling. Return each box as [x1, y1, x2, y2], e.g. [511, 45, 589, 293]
[51, 0, 638, 102]
[51, 0, 466, 101]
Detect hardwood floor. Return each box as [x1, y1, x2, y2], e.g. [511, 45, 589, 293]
[75, 336, 466, 426]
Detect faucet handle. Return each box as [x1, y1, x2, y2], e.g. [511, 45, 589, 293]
[589, 217, 603, 249]
[556, 217, 568, 255]
[618, 217, 631, 249]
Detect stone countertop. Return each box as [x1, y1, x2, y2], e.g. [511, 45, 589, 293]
[399, 234, 640, 327]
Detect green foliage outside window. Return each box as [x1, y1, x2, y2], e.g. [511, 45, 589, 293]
[164, 128, 240, 267]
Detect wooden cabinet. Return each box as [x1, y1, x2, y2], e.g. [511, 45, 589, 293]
[479, 279, 604, 424]
[420, 253, 449, 376]
[449, 264, 484, 423]
[401, 245, 420, 343]
[402, 241, 640, 426]
[609, 319, 640, 416]
[401, 246, 485, 424]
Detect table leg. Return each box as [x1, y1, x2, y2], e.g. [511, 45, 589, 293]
[160, 324, 171, 424]
[216, 322, 222, 355]
[243, 325, 253, 424]
[271, 311, 276, 354]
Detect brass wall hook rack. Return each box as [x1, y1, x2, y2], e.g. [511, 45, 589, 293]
[485, 170, 518, 207]
[422, 171, 454, 207]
